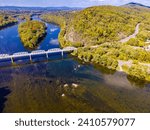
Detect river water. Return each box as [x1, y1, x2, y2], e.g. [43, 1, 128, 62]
[0, 16, 150, 113]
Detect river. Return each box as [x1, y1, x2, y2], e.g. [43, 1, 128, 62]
[0, 16, 150, 113]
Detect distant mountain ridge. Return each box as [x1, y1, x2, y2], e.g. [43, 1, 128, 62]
[0, 6, 82, 11]
[1, 2, 149, 11]
[124, 2, 150, 8]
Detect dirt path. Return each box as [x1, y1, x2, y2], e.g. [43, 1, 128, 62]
[86, 23, 140, 49]
[119, 23, 140, 43]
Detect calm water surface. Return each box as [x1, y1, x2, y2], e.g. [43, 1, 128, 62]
[0, 16, 150, 113]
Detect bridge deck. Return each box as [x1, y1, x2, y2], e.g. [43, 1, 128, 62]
[0, 47, 77, 61]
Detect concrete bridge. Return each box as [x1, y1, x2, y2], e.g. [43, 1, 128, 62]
[0, 47, 77, 63]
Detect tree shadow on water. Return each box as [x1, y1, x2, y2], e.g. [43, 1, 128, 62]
[0, 87, 11, 113]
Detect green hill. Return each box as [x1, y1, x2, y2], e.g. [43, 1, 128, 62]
[66, 6, 143, 46]
[42, 6, 145, 47]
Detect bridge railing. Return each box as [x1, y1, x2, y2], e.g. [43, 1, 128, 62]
[31, 50, 46, 54]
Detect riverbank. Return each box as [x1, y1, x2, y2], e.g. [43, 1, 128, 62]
[0, 21, 18, 30]
[41, 14, 67, 48]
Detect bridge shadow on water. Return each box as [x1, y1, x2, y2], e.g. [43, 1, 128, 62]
[0, 87, 11, 112]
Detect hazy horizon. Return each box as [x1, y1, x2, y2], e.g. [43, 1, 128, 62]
[0, 0, 149, 8]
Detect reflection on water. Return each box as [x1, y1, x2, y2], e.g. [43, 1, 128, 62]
[0, 58, 150, 113]
[0, 87, 11, 112]
[0, 17, 150, 113]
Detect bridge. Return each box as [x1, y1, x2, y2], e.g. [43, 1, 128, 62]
[0, 47, 77, 63]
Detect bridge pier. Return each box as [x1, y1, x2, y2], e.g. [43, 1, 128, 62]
[10, 57, 14, 63]
[46, 53, 49, 59]
[29, 55, 32, 61]
[61, 51, 64, 58]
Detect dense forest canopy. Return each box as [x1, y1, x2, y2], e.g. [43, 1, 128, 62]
[18, 14, 31, 21]
[41, 6, 148, 47]
[0, 14, 17, 29]
[18, 20, 46, 49]
[69, 6, 143, 45]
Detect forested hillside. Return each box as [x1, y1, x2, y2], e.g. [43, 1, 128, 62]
[18, 14, 31, 21]
[41, 6, 150, 81]
[18, 20, 46, 49]
[68, 6, 143, 46]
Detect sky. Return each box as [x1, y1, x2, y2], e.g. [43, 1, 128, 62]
[0, 0, 150, 7]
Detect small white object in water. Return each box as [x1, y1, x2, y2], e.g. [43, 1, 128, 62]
[74, 67, 77, 71]
[72, 83, 78, 88]
[78, 65, 81, 68]
[62, 94, 65, 97]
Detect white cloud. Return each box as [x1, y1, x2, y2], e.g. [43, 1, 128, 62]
[50, 28, 58, 32]
[50, 39, 58, 44]
[90, 0, 105, 1]
[0, 0, 150, 7]
[0, 36, 4, 39]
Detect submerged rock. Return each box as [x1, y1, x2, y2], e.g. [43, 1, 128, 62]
[72, 83, 78, 88]
[64, 84, 69, 87]
[61, 94, 65, 97]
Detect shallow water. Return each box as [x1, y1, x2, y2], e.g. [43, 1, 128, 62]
[0, 16, 150, 113]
